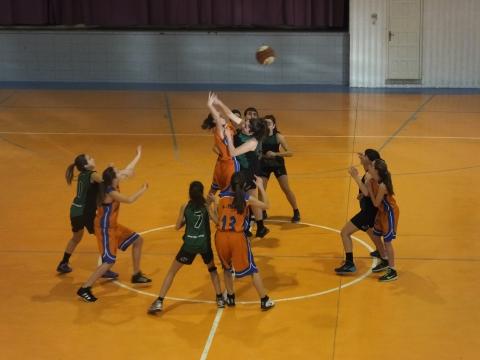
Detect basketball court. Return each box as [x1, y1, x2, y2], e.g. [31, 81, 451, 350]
[1, 89, 479, 359]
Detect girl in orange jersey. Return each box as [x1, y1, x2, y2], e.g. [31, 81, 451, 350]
[77, 147, 150, 302]
[367, 159, 400, 282]
[202, 92, 243, 194]
[214, 172, 275, 311]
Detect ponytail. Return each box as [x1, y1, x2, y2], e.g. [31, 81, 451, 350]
[230, 172, 246, 214]
[201, 113, 216, 130]
[189, 181, 206, 209]
[374, 159, 394, 195]
[65, 163, 75, 185]
[65, 154, 88, 185]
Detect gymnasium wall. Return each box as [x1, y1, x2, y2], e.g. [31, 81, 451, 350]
[0, 31, 348, 87]
[350, 0, 480, 87]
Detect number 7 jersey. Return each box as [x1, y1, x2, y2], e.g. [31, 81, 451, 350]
[216, 191, 250, 233]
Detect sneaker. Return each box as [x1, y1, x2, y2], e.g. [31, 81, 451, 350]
[216, 295, 226, 308]
[101, 270, 119, 279]
[372, 259, 389, 273]
[56, 262, 72, 274]
[245, 229, 253, 237]
[291, 209, 301, 223]
[147, 299, 163, 314]
[335, 262, 356, 274]
[77, 287, 97, 302]
[379, 267, 398, 282]
[261, 297, 275, 311]
[262, 210, 268, 219]
[131, 272, 152, 284]
[370, 250, 381, 259]
[225, 293, 236, 307]
[255, 226, 270, 238]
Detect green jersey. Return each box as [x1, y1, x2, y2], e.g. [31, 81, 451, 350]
[233, 132, 251, 169]
[69, 170, 98, 218]
[182, 202, 211, 253]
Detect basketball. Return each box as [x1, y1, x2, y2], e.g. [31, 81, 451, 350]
[256, 45, 276, 65]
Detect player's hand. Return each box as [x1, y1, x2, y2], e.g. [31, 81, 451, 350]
[253, 175, 264, 189]
[142, 182, 149, 191]
[348, 166, 359, 177]
[136, 145, 142, 156]
[265, 151, 276, 158]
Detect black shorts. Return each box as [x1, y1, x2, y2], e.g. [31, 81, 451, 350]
[259, 165, 287, 179]
[175, 246, 214, 265]
[350, 209, 377, 232]
[239, 168, 256, 191]
[70, 213, 95, 234]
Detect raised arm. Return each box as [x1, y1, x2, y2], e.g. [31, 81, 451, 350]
[207, 92, 226, 129]
[213, 96, 243, 126]
[108, 183, 148, 204]
[117, 146, 142, 180]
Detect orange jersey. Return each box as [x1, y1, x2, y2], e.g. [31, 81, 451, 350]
[94, 186, 139, 263]
[214, 122, 235, 161]
[369, 179, 399, 241]
[216, 191, 250, 233]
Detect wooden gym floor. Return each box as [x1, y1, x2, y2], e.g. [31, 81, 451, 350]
[0, 89, 479, 360]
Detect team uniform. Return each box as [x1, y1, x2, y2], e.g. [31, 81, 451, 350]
[370, 180, 400, 241]
[69, 170, 99, 234]
[214, 191, 258, 277]
[211, 123, 240, 192]
[234, 132, 262, 191]
[259, 133, 287, 179]
[175, 202, 215, 265]
[350, 175, 378, 231]
[94, 186, 139, 264]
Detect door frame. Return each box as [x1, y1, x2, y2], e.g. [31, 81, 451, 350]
[385, 0, 424, 82]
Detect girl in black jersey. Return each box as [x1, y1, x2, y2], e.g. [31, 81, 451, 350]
[56, 154, 121, 277]
[335, 149, 388, 274]
[259, 115, 300, 223]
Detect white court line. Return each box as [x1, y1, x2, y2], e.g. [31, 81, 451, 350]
[200, 308, 224, 360]
[1, 131, 480, 141]
[118, 220, 376, 360]
[115, 220, 375, 304]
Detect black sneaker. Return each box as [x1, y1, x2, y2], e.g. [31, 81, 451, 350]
[291, 209, 301, 223]
[56, 262, 72, 274]
[261, 296, 275, 311]
[216, 295, 226, 308]
[335, 262, 356, 274]
[372, 259, 389, 273]
[148, 299, 163, 314]
[255, 226, 270, 238]
[225, 293, 236, 307]
[131, 272, 152, 284]
[101, 270, 119, 279]
[262, 210, 268, 219]
[379, 267, 398, 282]
[77, 287, 97, 302]
[370, 250, 381, 259]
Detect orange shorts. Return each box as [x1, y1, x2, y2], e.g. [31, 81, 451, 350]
[211, 158, 240, 192]
[95, 224, 139, 263]
[373, 207, 399, 242]
[214, 231, 258, 278]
